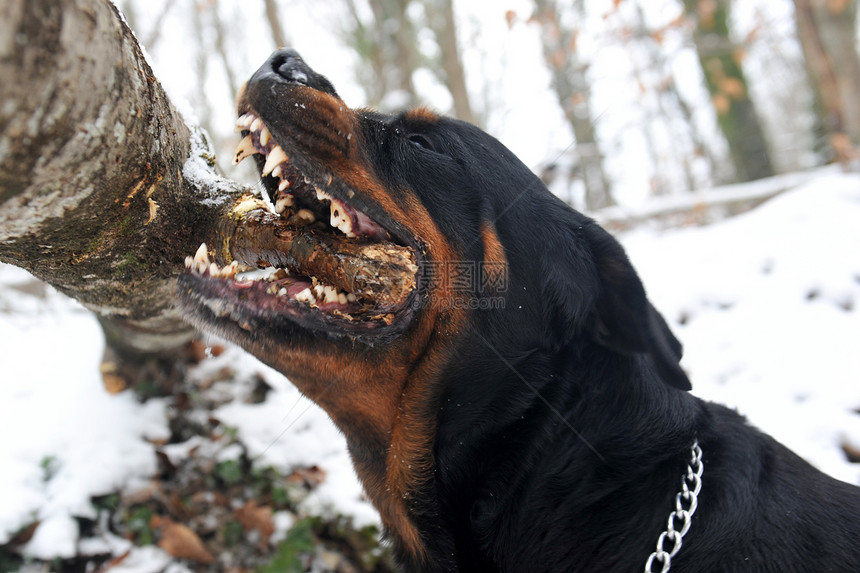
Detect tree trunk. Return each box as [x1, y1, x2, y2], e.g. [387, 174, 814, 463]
[425, 0, 476, 125]
[532, 0, 614, 210]
[683, 0, 775, 182]
[264, 0, 289, 50]
[0, 0, 246, 377]
[793, 0, 860, 162]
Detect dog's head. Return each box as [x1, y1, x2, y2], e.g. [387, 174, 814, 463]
[177, 48, 689, 562]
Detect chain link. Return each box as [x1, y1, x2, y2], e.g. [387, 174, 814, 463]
[644, 440, 703, 573]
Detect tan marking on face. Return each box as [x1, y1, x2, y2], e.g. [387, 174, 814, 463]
[404, 107, 439, 123]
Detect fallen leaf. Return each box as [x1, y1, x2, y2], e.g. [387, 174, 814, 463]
[235, 500, 275, 548]
[157, 521, 215, 564]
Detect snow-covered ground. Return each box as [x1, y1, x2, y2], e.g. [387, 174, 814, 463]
[0, 172, 858, 566]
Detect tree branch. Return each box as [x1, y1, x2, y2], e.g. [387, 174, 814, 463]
[0, 0, 247, 364]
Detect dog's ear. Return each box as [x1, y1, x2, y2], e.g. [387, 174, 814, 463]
[567, 221, 691, 391]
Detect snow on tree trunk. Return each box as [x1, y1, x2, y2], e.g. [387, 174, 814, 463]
[0, 0, 246, 373]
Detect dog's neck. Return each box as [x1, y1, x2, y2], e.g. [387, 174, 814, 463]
[427, 340, 702, 571]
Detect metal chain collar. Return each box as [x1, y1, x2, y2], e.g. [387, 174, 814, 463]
[644, 440, 704, 573]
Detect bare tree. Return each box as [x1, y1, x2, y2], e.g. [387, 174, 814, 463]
[793, 0, 860, 162]
[341, 0, 420, 109]
[422, 0, 476, 124]
[532, 0, 614, 210]
[0, 0, 246, 385]
[264, 0, 289, 49]
[682, 0, 775, 182]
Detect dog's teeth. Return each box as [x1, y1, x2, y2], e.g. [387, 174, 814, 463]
[192, 243, 211, 274]
[267, 283, 279, 295]
[337, 292, 348, 305]
[272, 165, 282, 178]
[250, 117, 263, 132]
[275, 194, 293, 214]
[222, 260, 238, 279]
[184, 256, 193, 269]
[314, 284, 325, 298]
[209, 262, 220, 277]
[271, 268, 287, 281]
[278, 287, 288, 296]
[259, 125, 271, 146]
[315, 187, 332, 201]
[278, 178, 292, 191]
[235, 113, 256, 131]
[346, 293, 357, 302]
[296, 209, 315, 223]
[323, 285, 338, 304]
[233, 135, 258, 165]
[295, 287, 316, 304]
[329, 199, 353, 236]
[262, 145, 288, 176]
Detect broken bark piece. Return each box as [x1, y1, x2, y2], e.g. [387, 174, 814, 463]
[225, 208, 417, 308]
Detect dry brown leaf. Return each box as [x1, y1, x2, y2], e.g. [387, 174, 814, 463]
[99, 362, 127, 394]
[157, 521, 215, 564]
[235, 500, 275, 547]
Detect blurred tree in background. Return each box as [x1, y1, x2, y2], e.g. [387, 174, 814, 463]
[682, 0, 775, 182]
[793, 0, 860, 163]
[110, 0, 860, 214]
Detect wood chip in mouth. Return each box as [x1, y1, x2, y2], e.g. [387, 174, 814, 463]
[226, 207, 417, 309]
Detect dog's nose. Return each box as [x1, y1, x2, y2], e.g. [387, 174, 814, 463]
[248, 49, 339, 98]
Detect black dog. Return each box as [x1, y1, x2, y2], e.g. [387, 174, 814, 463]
[178, 49, 860, 572]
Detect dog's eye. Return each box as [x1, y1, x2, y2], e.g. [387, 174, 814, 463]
[407, 134, 435, 151]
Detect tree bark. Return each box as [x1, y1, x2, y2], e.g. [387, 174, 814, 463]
[682, 0, 775, 182]
[793, 0, 860, 161]
[0, 0, 246, 368]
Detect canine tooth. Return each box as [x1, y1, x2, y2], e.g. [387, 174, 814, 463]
[259, 125, 271, 146]
[275, 195, 293, 214]
[296, 209, 315, 223]
[250, 117, 263, 132]
[278, 179, 292, 191]
[233, 135, 258, 165]
[295, 287, 316, 304]
[272, 165, 282, 178]
[235, 113, 255, 130]
[262, 145, 288, 176]
[193, 243, 211, 273]
[223, 260, 238, 279]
